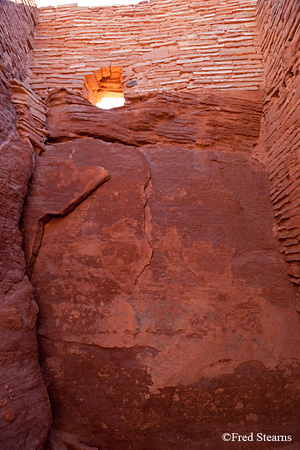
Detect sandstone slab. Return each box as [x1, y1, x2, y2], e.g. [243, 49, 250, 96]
[46, 88, 263, 154]
[0, 4, 51, 438]
[0, 129, 51, 449]
[22, 91, 300, 450]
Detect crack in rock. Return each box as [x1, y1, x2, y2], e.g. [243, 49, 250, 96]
[131, 165, 154, 292]
[23, 165, 110, 276]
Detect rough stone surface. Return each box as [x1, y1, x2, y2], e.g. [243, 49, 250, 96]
[11, 78, 48, 152]
[46, 428, 98, 450]
[257, 0, 300, 293]
[21, 152, 110, 275]
[46, 88, 263, 153]
[0, 0, 37, 85]
[22, 90, 300, 450]
[0, 1, 51, 448]
[1, 0, 300, 448]
[0, 127, 51, 449]
[30, 0, 264, 101]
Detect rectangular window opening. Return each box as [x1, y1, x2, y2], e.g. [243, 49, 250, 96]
[84, 66, 125, 110]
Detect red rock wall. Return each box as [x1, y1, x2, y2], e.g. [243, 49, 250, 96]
[30, 0, 264, 101]
[256, 0, 300, 298]
[0, 1, 51, 448]
[0, 0, 36, 84]
[2, 0, 299, 448]
[20, 87, 300, 450]
[0, 0, 37, 142]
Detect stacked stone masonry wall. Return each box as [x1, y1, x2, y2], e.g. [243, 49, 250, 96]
[0, 0, 47, 152]
[0, 0, 37, 86]
[256, 0, 300, 292]
[31, 0, 264, 101]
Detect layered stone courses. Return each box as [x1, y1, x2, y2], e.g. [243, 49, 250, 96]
[30, 0, 264, 101]
[0, 0, 48, 152]
[11, 78, 48, 152]
[0, 0, 37, 86]
[257, 0, 300, 293]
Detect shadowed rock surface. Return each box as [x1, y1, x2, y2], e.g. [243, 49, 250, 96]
[21, 90, 300, 450]
[0, 2, 52, 444]
[0, 84, 51, 450]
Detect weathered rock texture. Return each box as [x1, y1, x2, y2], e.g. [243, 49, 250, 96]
[257, 0, 300, 296]
[45, 88, 263, 153]
[0, 0, 51, 448]
[11, 78, 48, 152]
[21, 89, 300, 450]
[30, 0, 264, 102]
[1, 0, 300, 448]
[0, 0, 36, 84]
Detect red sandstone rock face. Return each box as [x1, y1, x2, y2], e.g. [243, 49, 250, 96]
[46, 88, 263, 154]
[21, 153, 110, 276]
[22, 91, 300, 449]
[0, 86, 51, 448]
[0, 2, 51, 447]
